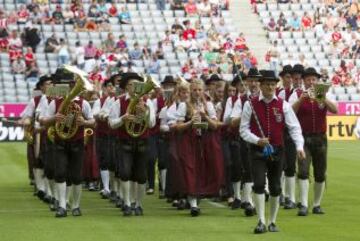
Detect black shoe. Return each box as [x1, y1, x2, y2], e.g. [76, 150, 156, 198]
[279, 195, 285, 206]
[254, 221, 267, 234]
[312, 206, 325, 214]
[284, 199, 297, 209]
[49, 198, 56, 211]
[109, 191, 117, 202]
[43, 195, 52, 204]
[37, 190, 46, 200]
[72, 208, 82, 216]
[55, 207, 67, 218]
[244, 203, 256, 217]
[268, 223, 279, 232]
[101, 190, 111, 199]
[134, 206, 144, 216]
[231, 198, 241, 210]
[88, 182, 96, 191]
[298, 205, 308, 216]
[190, 207, 200, 217]
[146, 189, 154, 195]
[172, 200, 179, 207]
[177, 199, 186, 210]
[123, 205, 132, 216]
[265, 192, 269, 202]
[54, 200, 59, 211]
[131, 202, 136, 211]
[115, 198, 123, 209]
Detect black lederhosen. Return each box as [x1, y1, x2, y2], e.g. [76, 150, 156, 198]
[44, 138, 56, 180]
[297, 133, 327, 182]
[96, 135, 111, 171]
[147, 134, 159, 189]
[240, 138, 252, 183]
[283, 129, 297, 177]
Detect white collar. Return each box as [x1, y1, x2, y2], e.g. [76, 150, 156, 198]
[259, 92, 278, 103]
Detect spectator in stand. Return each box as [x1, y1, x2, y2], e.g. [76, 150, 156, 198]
[216, 18, 229, 35]
[102, 33, 115, 53]
[268, 40, 280, 76]
[8, 30, 23, 62]
[267, 17, 276, 32]
[17, 5, 30, 24]
[85, 18, 98, 32]
[277, 12, 289, 31]
[75, 41, 85, 69]
[22, 22, 41, 52]
[320, 68, 329, 83]
[351, 40, 360, 59]
[108, 2, 118, 17]
[234, 32, 247, 52]
[97, 1, 108, 17]
[12, 57, 26, 74]
[45, 33, 59, 53]
[155, 0, 166, 11]
[52, 4, 64, 24]
[194, 53, 209, 73]
[84, 40, 97, 60]
[162, 30, 173, 46]
[183, 20, 196, 40]
[118, 6, 131, 24]
[301, 12, 313, 31]
[88, 1, 100, 18]
[289, 13, 301, 31]
[185, 34, 199, 53]
[147, 54, 160, 74]
[170, 0, 185, 10]
[218, 54, 231, 74]
[129, 42, 143, 60]
[57, 38, 70, 66]
[154, 41, 165, 59]
[142, 42, 152, 60]
[63, 6, 75, 24]
[198, 0, 212, 17]
[116, 34, 127, 50]
[171, 18, 184, 34]
[74, 11, 87, 31]
[25, 62, 40, 83]
[24, 47, 35, 68]
[185, 0, 198, 17]
[0, 11, 9, 38]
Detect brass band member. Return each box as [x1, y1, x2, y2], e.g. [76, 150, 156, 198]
[289, 67, 337, 216]
[40, 66, 95, 218]
[108, 72, 156, 216]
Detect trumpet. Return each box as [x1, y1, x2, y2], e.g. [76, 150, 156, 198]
[306, 83, 331, 103]
[84, 128, 94, 145]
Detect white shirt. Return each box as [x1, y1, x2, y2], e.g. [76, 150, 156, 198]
[166, 102, 185, 125]
[43, 97, 93, 120]
[230, 98, 243, 119]
[240, 92, 304, 151]
[223, 97, 238, 123]
[22, 95, 48, 119]
[92, 96, 115, 117]
[176, 101, 217, 121]
[75, 46, 85, 65]
[159, 106, 170, 132]
[108, 93, 155, 129]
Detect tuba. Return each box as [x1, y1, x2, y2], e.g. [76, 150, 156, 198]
[48, 65, 94, 141]
[124, 74, 160, 138]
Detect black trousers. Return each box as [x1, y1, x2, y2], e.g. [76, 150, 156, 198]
[44, 139, 56, 180]
[222, 139, 233, 197]
[240, 138, 252, 183]
[147, 135, 159, 189]
[96, 135, 111, 170]
[250, 145, 284, 196]
[283, 130, 297, 177]
[118, 139, 148, 184]
[158, 136, 169, 170]
[54, 140, 84, 185]
[298, 134, 327, 182]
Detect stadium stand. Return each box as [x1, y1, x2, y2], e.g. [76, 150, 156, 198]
[253, 0, 360, 101]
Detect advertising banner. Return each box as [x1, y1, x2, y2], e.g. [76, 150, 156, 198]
[336, 102, 360, 115]
[0, 103, 26, 118]
[327, 116, 359, 141]
[0, 118, 25, 142]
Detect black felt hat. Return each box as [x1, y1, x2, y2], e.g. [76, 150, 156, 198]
[231, 72, 247, 86]
[162, 75, 176, 85]
[108, 72, 122, 83]
[291, 64, 305, 75]
[247, 68, 262, 79]
[35, 74, 53, 90]
[205, 74, 222, 85]
[119, 72, 144, 89]
[51, 66, 75, 84]
[279, 65, 293, 76]
[302, 67, 321, 79]
[259, 70, 280, 82]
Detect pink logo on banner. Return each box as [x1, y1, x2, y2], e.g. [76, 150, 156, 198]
[0, 104, 27, 118]
[336, 102, 360, 115]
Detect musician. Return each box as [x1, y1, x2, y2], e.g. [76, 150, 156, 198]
[20, 75, 53, 201]
[169, 79, 224, 217]
[230, 68, 262, 216]
[289, 67, 337, 216]
[108, 72, 156, 216]
[278, 65, 298, 209]
[240, 70, 305, 233]
[92, 77, 116, 199]
[40, 67, 95, 218]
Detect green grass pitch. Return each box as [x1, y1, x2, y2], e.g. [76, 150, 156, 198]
[0, 141, 359, 241]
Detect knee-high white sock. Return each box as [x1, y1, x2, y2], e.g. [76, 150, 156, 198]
[280, 172, 285, 196]
[34, 168, 45, 191]
[57, 182, 67, 209]
[269, 196, 280, 224]
[187, 196, 198, 208]
[130, 181, 137, 204]
[100, 170, 110, 192]
[44, 177, 52, 197]
[66, 185, 73, 204]
[136, 183, 146, 207]
[117, 179, 122, 199]
[298, 179, 309, 207]
[254, 193, 265, 223]
[243, 182, 254, 205]
[285, 176, 296, 202]
[313, 181, 325, 207]
[121, 181, 130, 206]
[160, 169, 167, 192]
[71, 184, 82, 209]
[265, 175, 269, 193]
[233, 181, 241, 200]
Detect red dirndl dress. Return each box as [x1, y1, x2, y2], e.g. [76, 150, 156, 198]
[82, 134, 99, 181]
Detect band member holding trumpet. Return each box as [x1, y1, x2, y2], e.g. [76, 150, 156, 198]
[289, 67, 337, 216]
[40, 66, 95, 218]
[20, 75, 53, 200]
[240, 70, 305, 234]
[108, 72, 156, 216]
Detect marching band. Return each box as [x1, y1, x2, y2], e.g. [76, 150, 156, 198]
[18, 63, 337, 234]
